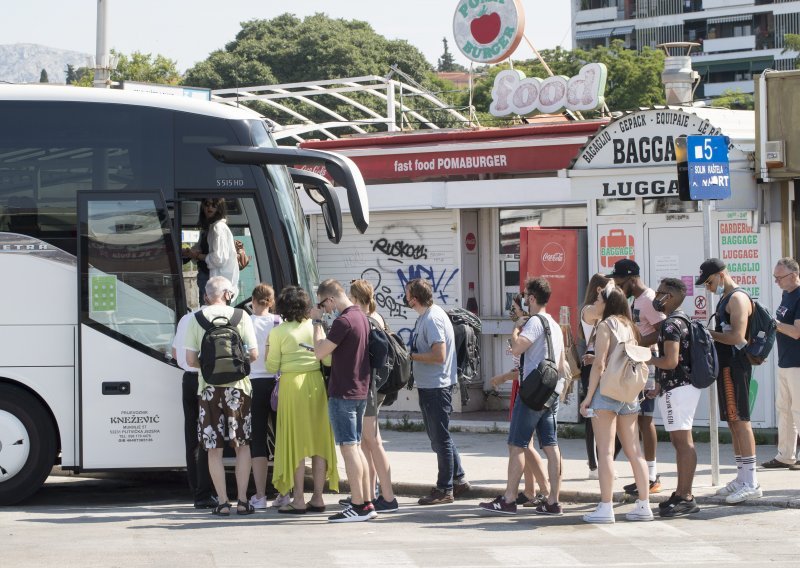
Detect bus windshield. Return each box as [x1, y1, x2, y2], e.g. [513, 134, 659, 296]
[250, 122, 318, 293]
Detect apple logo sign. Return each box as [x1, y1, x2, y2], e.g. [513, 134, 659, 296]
[453, 0, 525, 64]
[470, 10, 501, 44]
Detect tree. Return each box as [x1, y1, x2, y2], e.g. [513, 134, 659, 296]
[711, 89, 754, 110]
[467, 41, 666, 124]
[39, 69, 48, 83]
[184, 13, 433, 89]
[110, 50, 181, 84]
[437, 38, 466, 72]
[783, 33, 800, 68]
[65, 64, 77, 84]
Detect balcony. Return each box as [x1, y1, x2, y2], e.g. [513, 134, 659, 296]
[703, 0, 754, 8]
[703, 80, 755, 97]
[703, 35, 756, 53]
[575, 6, 617, 24]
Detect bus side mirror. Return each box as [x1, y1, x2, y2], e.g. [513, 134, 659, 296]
[208, 146, 369, 234]
[287, 167, 343, 244]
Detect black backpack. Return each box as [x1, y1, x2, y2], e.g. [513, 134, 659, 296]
[377, 323, 412, 398]
[713, 289, 777, 365]
[367, 316, 390, 372]
[519, 314, 560, 411]
[448, 307, 482, 405]
[668, 313, 719, 389]
[195, 309, 250, 385]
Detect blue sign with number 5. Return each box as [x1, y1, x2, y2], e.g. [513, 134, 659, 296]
[686, 135, 731, 200]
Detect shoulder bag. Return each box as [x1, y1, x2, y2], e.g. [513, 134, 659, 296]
[598, 317, 651, 404]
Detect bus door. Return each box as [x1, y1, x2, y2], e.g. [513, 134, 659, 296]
[77, 191, 184, 470]
[176, 193, 275, 309]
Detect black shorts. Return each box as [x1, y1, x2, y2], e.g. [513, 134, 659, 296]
[717, 348, 753, 422]
[250, 377, 277, 459]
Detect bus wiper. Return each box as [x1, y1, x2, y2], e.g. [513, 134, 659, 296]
[208, 145, 369, 234]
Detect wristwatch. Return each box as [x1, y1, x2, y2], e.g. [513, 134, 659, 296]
[312, 319, 323, 325]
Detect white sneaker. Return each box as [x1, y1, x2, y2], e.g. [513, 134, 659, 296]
[249, 494, 268, 510]
[715, 479, 742, 496]
[271, 493, 291, 508]
[725, 483, 763, 504]
[583, 504, 615, 524]
[625, 499, 654, 521]
[588, 469, 599, 480]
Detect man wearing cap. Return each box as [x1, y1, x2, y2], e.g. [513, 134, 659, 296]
[762, 258, 800, 471]
[608, 259, 665, 496]
[698, 258, 761, 503]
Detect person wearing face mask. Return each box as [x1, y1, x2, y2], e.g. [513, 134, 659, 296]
[697, 258, 761, 503]
[608, 259, 665, 497]
[647, 278, 701, 517]
[405, 278, 471, 505]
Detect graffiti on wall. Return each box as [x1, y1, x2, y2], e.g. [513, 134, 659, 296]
[346, 222, 460, 346]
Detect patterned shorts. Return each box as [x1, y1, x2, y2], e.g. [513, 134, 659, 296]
[197, 385, 252, 449]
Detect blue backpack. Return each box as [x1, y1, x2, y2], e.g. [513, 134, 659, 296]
[669, 313, 719, 389]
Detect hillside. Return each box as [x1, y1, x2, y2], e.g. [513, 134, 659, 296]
[0, 43, 91, 84]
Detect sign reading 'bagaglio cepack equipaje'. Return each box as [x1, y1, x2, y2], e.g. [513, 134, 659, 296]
[569, 108, 730, 199]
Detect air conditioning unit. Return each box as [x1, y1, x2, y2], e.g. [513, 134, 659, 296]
[765, 140, 785, 169]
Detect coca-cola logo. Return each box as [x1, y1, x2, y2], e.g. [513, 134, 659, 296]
[541, 242, 566, 273]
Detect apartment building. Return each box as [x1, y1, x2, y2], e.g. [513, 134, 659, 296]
[572, 0, 800, 98]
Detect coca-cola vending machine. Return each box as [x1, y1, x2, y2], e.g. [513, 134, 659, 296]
[519, 228, 587, 345]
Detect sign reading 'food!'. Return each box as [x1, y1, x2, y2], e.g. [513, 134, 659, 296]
[453, 0, 525, 64]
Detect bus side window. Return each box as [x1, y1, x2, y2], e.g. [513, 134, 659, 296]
[174, 113, 255, 190]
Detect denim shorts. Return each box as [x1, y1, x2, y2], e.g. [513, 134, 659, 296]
[328, 397, 367, 445]
[507, 397, 559, 449]
[589, 391, 640, 416]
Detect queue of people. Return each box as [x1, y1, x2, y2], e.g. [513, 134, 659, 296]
[175, 254, 798, 524]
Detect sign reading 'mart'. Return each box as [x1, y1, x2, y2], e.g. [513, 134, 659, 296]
[490, 63, 607, 116]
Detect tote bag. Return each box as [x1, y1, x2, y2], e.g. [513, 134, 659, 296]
[599, 317, 651, 404]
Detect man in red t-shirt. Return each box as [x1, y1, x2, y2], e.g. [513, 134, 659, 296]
[310, 279, 374, 522]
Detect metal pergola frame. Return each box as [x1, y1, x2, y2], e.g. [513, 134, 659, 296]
[211, 71, 473, 143]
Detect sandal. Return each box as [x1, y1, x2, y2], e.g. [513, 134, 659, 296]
[278, 503, 307, 514]
[306, 502, 326, 513]
[211, 502, 231, 516]
[237, 500, 255, 515]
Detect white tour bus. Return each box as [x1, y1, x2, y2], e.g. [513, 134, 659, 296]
[0, 85, 368, 505]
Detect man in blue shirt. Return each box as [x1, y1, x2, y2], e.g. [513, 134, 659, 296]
[762, 258, 800, 470]
[406, 278, 470, 505]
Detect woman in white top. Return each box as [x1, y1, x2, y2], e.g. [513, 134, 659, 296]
[247, 284, 281, 509]
[580, 274, 621, 479]
[579, 283, 652, 523]
[189, 198, 240, 302]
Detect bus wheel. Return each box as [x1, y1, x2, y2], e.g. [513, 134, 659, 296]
[0, 385, 57, 505]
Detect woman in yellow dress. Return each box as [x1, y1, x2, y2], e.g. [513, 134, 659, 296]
[267, 285, 338, 513]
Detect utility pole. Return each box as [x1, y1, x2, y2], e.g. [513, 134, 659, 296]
[93, 0, 110, 88]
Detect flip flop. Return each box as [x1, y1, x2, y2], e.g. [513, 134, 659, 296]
[278, 503, 307, 514]
[306, 502, 326, 513]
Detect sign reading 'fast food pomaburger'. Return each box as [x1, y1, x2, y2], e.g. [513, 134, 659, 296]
[453, 0, 525, 64]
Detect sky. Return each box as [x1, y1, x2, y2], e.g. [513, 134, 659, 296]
[0, 0, 573, 73]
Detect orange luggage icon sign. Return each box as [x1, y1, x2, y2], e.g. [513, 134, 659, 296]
[600, 229, 635, 268]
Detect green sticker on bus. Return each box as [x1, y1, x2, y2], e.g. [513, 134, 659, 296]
[91, 275, 117, 312]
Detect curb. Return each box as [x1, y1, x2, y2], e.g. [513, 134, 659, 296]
[335, 479, 800, 510]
